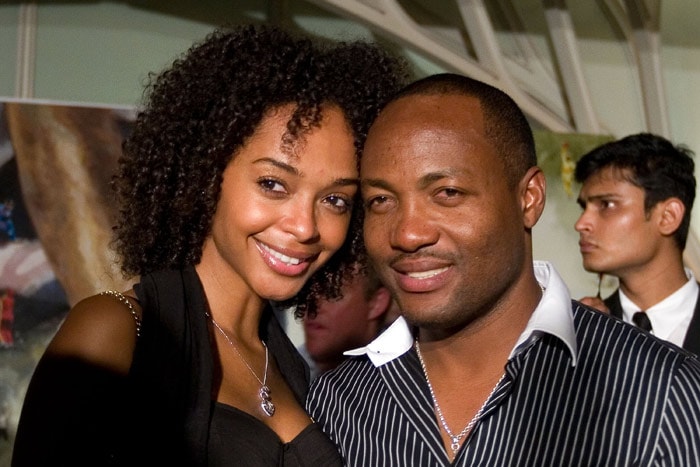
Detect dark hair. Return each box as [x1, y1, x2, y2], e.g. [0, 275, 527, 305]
[387, 72, 537, 186]
[574, 132, 696, 250]
[113, 24, 408, 315]
[309, 260, 383, 314]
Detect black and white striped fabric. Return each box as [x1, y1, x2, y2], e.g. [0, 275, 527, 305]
[308, 303, 700, 466]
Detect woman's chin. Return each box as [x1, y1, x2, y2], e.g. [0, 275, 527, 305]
[260, 285, 304, 303]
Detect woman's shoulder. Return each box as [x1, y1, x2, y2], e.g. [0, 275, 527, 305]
[45, 290, 142, 375]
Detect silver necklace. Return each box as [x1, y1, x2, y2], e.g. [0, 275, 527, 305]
[206, 312, 275, 417]
[414, 340, 504, 456]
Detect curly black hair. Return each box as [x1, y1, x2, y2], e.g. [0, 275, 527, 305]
[113, 24, 408, 316]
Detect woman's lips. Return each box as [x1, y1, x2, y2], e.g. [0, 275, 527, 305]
[256, 241, 315, 277]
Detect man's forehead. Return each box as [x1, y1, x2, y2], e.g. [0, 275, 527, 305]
[579, 167, 644, 200]
[364, 96, 484, 152]
[377, 92, 482, 122]
[586, 165, 636, 186]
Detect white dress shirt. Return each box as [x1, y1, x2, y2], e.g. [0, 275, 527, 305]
[344, 260, 578, 367]
[619, 268, 698, 347]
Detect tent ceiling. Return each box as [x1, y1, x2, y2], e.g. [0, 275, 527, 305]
[305, 0, 695, 137]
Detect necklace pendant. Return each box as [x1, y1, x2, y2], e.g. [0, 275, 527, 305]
[259, 385, 275, 417]
[450, 438, 460, 453]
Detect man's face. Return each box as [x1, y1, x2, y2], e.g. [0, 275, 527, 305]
[361, 93, 530, 331]
[303, 273, 380, 368]
[575, 167, 662, 278]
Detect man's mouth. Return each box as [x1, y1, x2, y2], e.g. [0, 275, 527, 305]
[406, 267, 449, 279]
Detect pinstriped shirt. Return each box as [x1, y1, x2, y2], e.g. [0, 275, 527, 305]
[307, 263, 700, 466]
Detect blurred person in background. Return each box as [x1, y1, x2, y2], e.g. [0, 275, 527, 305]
[301, 262, 398, 379]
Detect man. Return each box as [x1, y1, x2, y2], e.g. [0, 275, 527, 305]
[300, 263, 396, 379]
[306, 73, 700, 466]
[575, 133, 700, 354]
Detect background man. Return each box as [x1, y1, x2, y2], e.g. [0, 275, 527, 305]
[300, 263, 396, 379]
[307, 73, 700, 466]
[575, 133, 700, 354]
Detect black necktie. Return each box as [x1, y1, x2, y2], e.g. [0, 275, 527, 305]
[632, 311, 653, 332]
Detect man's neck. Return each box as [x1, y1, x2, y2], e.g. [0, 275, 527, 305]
[618, 260, 689, 310]
[315, 357, 345, 375]
[416, 280, 540, 380]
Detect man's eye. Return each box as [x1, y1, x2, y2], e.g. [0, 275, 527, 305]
[434, 187, 465, 205]
[365, 195, 393, 214]
[365, 195, 387, 208]
[441, 188, 461, 197]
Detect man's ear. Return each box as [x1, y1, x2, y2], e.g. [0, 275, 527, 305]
[521, 166, 546, 229]
[367, 287, 392, 321]
[657, 197, 685, 236]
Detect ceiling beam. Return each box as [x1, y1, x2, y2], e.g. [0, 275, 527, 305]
[305, 0, 573, 132]
[623, 0, 669, 136]
[543, 0, 601, 133]
[15, 3, 37, 99]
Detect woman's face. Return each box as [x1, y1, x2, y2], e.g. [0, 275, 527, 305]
[200, 104, 358, 302]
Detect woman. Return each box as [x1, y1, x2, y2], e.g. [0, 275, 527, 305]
[12, 24, 406, 466]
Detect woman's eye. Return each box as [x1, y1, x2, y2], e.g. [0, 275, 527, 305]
[324, 195, 352, 214]
[258, 178, 286, 194]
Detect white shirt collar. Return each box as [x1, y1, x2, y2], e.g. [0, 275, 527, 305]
[619, 268, 698, 346]
[343, 315, 414, 366]
[344, 260, 578, 367]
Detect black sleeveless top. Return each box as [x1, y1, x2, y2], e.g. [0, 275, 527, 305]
[208, 403, 342, 466]
[131, 267, 342, 466]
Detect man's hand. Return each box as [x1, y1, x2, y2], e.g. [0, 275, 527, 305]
[579, 296, 610, 314]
